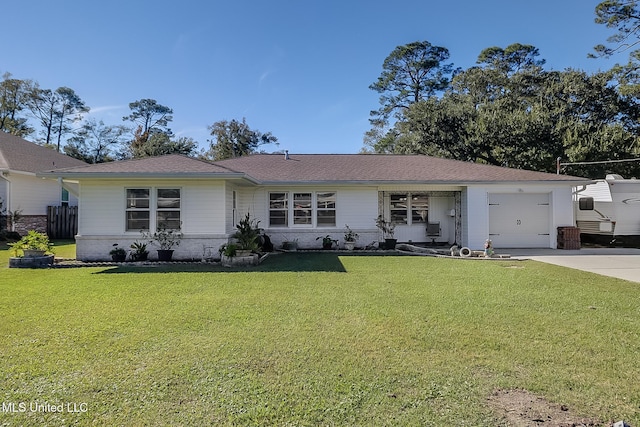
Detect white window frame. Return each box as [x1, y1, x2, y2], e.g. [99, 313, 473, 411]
[61, 188, 70, 207]
[316, 192, 336, 227]
[389, 192, 429, 226]
[156, 188, 181, 230]
[293, 192, 313, 226]
[125, 187, 181, 232]
[232, 190, 238, 225]
[268, 192, 289, 228]
[126, 188, 151, 231]
[268, 191, 336, 228]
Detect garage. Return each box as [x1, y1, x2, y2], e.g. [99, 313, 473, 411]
[489, 193, 550, 248]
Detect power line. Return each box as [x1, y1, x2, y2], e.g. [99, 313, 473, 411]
[556, 157, 640, 174]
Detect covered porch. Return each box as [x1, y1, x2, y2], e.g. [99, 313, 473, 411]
[378, 191, 462, 246]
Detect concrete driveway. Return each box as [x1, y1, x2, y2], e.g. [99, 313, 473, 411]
[506, 248, 640, 283]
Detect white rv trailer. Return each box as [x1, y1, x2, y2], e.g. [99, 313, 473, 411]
[575, 174, 640, 245]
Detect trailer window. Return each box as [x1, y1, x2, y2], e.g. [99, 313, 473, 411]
[579, 197, 594, 210]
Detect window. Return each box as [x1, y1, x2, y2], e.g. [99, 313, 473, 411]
[411, 194, 429, 223]
[61, 188, 69, 206]
[389, 193, 429, 225]
[293, 192, 312, 225]
[126, 188, 180, 232]
[316, 192, 336, 226]
[269, 193, 288, 227]
[126, 189, 150, 231]
[156, 188, 181, 229]
[390, 194, 408, 225]
[579, 197, 594, 211]
[232, 190, 238, 225]
[269, 191, 337, 227]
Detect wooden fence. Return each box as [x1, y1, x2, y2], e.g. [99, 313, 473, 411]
[47, 205, 78, 239]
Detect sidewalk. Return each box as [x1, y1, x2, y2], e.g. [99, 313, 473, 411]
[505, 248, 640, 283]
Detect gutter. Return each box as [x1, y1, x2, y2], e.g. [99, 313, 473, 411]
[256, 179, 594, 186]
[37, 171, 260, 184]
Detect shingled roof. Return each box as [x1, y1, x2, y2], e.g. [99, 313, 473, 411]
[44, 152, 589, 184]
[214, 153, 588, 184]
[45, 154, 247, 179]
[0, 131, 87, 173]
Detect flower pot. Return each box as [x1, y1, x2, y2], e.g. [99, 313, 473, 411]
[344, 241, 356, 251]
[282, 241, 298, 251]
[384, 238, 397, 250]
[111, 253, 126, 262]
[23, 249, 46, 258]
[157, 249, 174, 261]
[236, 249, 253, 257]
[130, 252, 148, 262]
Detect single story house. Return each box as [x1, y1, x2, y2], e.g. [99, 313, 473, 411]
[42, 153, 590, 261]
[0, 131, 86, 234]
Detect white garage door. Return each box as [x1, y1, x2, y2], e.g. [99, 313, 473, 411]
[489, 193, 550, 248]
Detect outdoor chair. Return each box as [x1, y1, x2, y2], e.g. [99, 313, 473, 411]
[426, 222, 441, 244]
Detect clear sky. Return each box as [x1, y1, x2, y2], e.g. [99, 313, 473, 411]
[1, 0, 625, 154]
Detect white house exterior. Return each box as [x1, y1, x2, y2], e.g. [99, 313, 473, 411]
[42, 153, 589, 261]
[0, 132, 86, 234]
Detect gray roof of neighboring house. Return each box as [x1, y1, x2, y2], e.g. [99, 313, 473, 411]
[0, 131, 87, 173]
[43, 152, 590, 184]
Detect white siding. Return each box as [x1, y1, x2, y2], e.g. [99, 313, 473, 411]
[6, 173, 64, 215]
[74, 178, 578, 258]
[78, 182, 123, 235]
[182, 181, 226, 234]
[76, 179, 229, 261]
[552, 187, 575, 231]
[464, 187, 490, 249]
[337, 187, 378, 227]
[235, 186, 379, 249]
[429, 196, 456, 243]
[464, 184, 576, 250]
[0, 176, 8, 209]
[234, 186, 267, 232]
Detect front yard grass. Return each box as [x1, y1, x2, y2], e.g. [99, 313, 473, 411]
[1, 246, 639, 425]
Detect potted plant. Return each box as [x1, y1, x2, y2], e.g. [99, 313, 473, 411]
[232, 213, 260, 256]
[219, 242, 238, 259]
[343, 225, 359, 251]
[129, 240, 149, 261]
[9, 230, 54, 258]
[142, 227, 183, 261]
[316, 235, 338, 250]
[281, 238, 298, 251]
[109, 243, 127, 262]
[375, 215, 397, 249]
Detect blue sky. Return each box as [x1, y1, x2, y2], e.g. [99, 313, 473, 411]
[2, 0, 624, 154]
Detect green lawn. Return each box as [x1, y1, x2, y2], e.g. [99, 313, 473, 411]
[1, 244, 639, 426]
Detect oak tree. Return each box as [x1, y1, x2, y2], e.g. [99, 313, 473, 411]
[203, 118, 277, 160]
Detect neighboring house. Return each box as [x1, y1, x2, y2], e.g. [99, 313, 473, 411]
[42, 153, 590, 261]
[0, 131, 87, 235]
